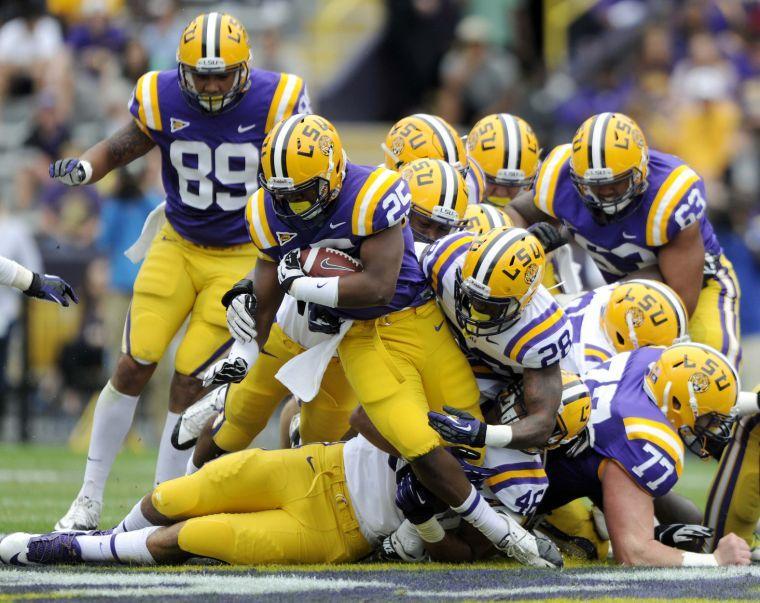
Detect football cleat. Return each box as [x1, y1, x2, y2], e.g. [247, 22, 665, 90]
[172, 384, 229, 450]
[288, 412, 301, 448]
[0, 532, 37, 565]
[54, 495, 102, 531]
[21, 532, 82, 565]
[494, 511, 564, 569]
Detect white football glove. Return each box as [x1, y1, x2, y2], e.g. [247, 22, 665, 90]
[202, 357, 248, 388]
[226, 294, 257, 343]
[378, 520, 428, 563]
[49, 158, 92, 186]
[277, 249, 306, 293]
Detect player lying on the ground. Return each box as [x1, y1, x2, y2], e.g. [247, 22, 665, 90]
[429, 342, 751, 567]
[0, 434, 562, 568]
[0, 255, 77, 306]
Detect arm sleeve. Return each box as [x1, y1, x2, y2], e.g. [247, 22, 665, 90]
[645, 165, 703, 246]
[0, 255, 31, 290]
[128, 71, 163, 137]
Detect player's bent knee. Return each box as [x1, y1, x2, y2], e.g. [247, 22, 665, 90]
[177, 516, 237, 563]
[112, 354, 156, 394]
[151, 475, 203, 519]
[212, 414, 255, 453]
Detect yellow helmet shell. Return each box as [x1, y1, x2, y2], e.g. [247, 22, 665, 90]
[644, 342, 739, 433]
[462, 203, 513, 236]
[401, 158, 468, 227]
[383, 114, 467, 173]
[546, 371, 592, 448]
[467, 113, 541, 187]
[603, 279, 689, 353]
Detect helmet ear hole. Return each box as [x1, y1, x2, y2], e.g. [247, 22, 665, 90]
[616, 332, 625, 346]
[672, 396, 681, 411]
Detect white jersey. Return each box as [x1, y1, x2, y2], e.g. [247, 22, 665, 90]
[560, 284, 616, 375]
[420, 231, 572, 383]
[343, 435, 548, 547]
[275, 296, 334, 350]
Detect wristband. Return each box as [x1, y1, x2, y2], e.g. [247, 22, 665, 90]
[11, 263, 33, 292]
[411, 517, 445, 543]
[682, 551, 718, 567]
[290, 276, 339, 307]
[229, 339, 259, 368]
[736, 391, 760, 416]
[79, 160, 93, 184]
[485, 424, 513, 448]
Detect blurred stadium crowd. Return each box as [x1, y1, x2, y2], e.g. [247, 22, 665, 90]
[0, 0, 758, 442]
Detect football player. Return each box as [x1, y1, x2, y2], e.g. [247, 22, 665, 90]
[462, 203, 513, 235]
[0, 255, 77, 306]
[211, 114, 557, 564]
[49, 12, 311, 530]
[0, 433, 561, 568]
[382, 113, 486, 203]
[465, 113, 541, 209]
[538, 343, 750, 567]
[414, 226, 571, 452]
[503, 112, 741, 369]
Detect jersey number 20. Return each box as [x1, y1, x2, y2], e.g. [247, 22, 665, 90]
[170, 140, 259, 211]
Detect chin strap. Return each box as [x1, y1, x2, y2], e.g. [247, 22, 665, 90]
[626, 310, 640, 349]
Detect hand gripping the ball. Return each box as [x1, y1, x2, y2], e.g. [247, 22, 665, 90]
[427, 405, 488, 447]
[277, 249, 307, 293]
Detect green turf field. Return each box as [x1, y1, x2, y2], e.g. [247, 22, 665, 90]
[0, 443, 719, 534]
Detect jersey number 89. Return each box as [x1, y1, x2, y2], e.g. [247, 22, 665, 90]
[170, 140, 259, 211]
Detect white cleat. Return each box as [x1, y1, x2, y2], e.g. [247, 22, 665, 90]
[54, 495, 102, 531]
[172, 384, 229, 450]
[494, 511, 564, 569]
[0, 532, 36, 565]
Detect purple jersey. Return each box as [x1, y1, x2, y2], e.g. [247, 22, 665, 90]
[534, 145, 722, 282]
[539, 347, 685, 512]
[245, 162, 429, 320]
[128, 69, 310, 246]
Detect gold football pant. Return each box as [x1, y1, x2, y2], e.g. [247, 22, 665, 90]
[212, 323, 356, 452]
[125, 223, 257, 376]
[151, 442, 373, 565]
[338, 300, 482, 460]
[541, 499, 610, 560]
[704, 414, 760, 550]
[689, 258, 741, 369]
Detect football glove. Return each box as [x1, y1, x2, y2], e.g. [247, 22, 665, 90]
[395, 466, 446, 524]
[24, 273, 79, 307]
[222, 279, 257, 343]
[447, 446, 493, 487]
[654, 523, 713, 548]
[49, 158, 91, 186]
[378, 522, 428, 563]
[527, 222, 566, 253]
[277, 249, 306, 293]
[308, 302, 342, 334]
[202, 357, 248, 388]
[427, 405, 487, 448]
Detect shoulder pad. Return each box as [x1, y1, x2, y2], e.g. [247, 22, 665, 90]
[265, 73, 308, 133]
[421, 231, 472, 296]
[350, 168, 408, 236]
[534, 144, 572, 218]
[619, 416, 684, 497]
[645, 164, 702, 246]
[504, 293, 570, 367]
[128, 71, 163, 134]
[245, 189, 277, 252]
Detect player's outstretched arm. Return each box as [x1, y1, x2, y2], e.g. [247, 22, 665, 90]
[602, 460, 750, 566]
[0, 256, 78, 306]
[50, 120, 155, 186]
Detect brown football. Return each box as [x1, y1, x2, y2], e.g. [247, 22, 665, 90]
[298, 247, 363, 277]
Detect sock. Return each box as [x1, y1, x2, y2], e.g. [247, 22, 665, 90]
[154, 411, 192, 486]
[185, 455, 200, 476]
[77, 527, 158, 564]
[112, 499, 155, 534]
[451, 485, 510, 545]
[80, 381, 140, 502]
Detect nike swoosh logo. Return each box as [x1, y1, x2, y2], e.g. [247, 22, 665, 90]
[87, 457, 100, 462]
[330, 221, 346, 229]
[306, 456, 316, 473]
[316, 283, 326, 288]
[622, 232, 637, 240]
[237, 124, 256, 133]
[434, 321, 444, 331]
[320, 259, 355, 272]
[9, 553, 21, 565]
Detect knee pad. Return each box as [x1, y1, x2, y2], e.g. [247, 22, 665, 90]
[151, 476, 202, 519]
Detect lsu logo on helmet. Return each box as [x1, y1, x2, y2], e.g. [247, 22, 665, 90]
[644, 342, 739, 458]
[177, 12, 252, 113]
[462, 203, 513, 236]
[569, 112, 649, 222]
[603, 279, 689, 352]
[383, 114, 468, 175]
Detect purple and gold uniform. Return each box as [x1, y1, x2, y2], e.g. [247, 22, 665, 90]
[561, 285, 617, 375]
[534, 144, 741, 367]
[539, 347, 685, 512]
[420, 231, 572, 396]
[246, 162, 481, 460]
[124, 67, 310, 375]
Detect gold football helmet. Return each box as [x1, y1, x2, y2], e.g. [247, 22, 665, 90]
[177, 12, 252, 113]
[603, 279, 689, 353]
[383, 114, 468, 175]
[466, 113, 541, 207]
[644, 342, 739, 458]
[493, 371, 591, 450]
[402, 158, 469, 243]
[569, 112, 649, 222]
[462, 203, 513, 236]
[259, 114, 345, 222]
[455, 226, 544, 335]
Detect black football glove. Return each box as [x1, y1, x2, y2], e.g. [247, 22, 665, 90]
[528, 222, 566, 253]
[427, 405, 487, 447]
[24, 273, 79, 307]
[654, 523, 713, 549]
